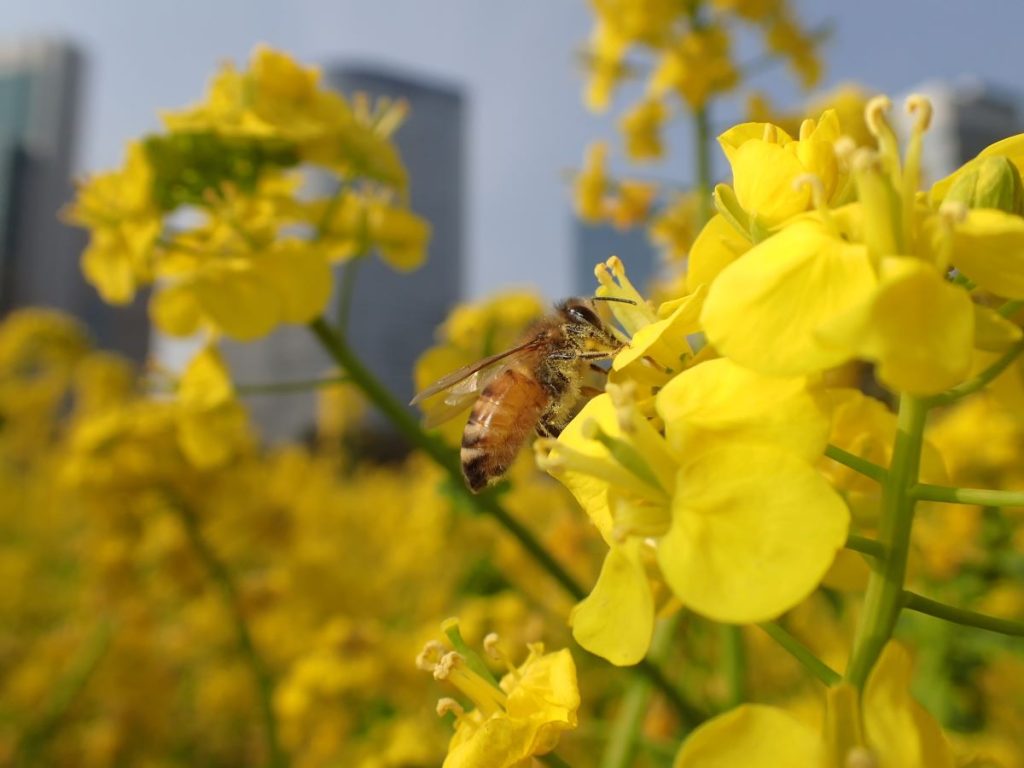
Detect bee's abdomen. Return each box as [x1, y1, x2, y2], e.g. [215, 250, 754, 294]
[461, 368, 549, 493]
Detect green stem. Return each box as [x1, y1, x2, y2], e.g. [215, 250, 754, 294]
[911, 483, 1024, 507]
[903, 591, 1024, 636]
[825, 444, 887, 483]
[307, 317, 706, 726]
[998, 298, 1024, 318]
[845, 395, 928, 688]
[721, 624, 745, 709]
[844, 534, 886, 560]
[634, 656, 705, 727]
[757, 622, 841, 686]
[600, 616, 679, 768]
[336, 258, 362, 335]
[173, 503, 287, 768]
[16, 621, 113, 764]
[235, 374, 349, 397]
[925, 339, 1024, 407]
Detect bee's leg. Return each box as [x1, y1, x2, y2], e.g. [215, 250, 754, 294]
[580, 386, 603, 398]
[589, 362, 608, 376]
[579, 351, 613, 360]
[536, 417, 562, 438]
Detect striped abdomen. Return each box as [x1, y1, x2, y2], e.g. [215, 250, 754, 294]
[461, 368, 550, 492]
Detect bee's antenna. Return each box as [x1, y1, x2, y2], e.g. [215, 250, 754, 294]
[592, 296, 638, 306]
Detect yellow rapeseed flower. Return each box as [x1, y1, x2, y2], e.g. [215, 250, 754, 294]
[674, 643, 954, 767]
[649, 26, 738, 110]
[418, 628, 579, 768]
[66, 142, 162, 304]
[540, 260, 848, 663]
[620, 98, 669, 161]
[701, 96, 1000, 395]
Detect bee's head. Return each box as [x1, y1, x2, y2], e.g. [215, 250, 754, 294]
[559, 297, 623, 351]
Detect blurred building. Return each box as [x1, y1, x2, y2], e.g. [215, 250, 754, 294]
[221, 65, 465, 442]
[0, 39, 149, 359]
[574, 220, 655, 297]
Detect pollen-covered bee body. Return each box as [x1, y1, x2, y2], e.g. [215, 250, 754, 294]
[412, 298, 623, 493]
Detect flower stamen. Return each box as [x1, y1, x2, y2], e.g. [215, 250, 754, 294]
[865, 96, 902, 188]
[483, 632, 519, 677]
[793, 174, 840, 235]
[535, 437, 666, 503]
[416, 640, 447, 671]
[436, 697, 466, 719]
[434, 651, 508, 718]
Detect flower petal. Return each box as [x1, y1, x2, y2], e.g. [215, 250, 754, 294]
[817, 257, 974, 395]
[673, 705, 820, 768]
[952, 208, 1024, 299]
[569, 543, 654, 666]
[657, 358, 830, 462]
[701, 220, 876, 376]
[730, 140, 811, 226]
[193, 261, 282, 340]
[659, 444, 848, 623]
[259, 241, 333, 323]
[613, 286, 705, 373]
[863, 643, 955, 768]
[685, 214, 751, 292]
[150, 282, 202, 337]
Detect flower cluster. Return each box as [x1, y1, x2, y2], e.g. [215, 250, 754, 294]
[417, 621, 579, 768]
[582, 0, 821, 115]
[573, 0, 827, 301]
[0, 308, 593, 767]
[5, 17, 1024, 768]
[66, 47, 430, 348]
[543, 92, 1024, 765]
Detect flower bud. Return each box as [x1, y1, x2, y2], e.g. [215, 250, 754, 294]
[945, 156, 1024, 214]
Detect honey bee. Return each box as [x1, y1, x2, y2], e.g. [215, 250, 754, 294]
[411, 298, 629, 492]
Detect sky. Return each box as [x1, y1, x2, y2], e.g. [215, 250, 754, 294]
[5, 0, 1024, 299]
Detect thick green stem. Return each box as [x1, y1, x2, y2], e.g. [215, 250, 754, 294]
[307, 317, 705, 725]
[173, 504, 287, 768]
[721, 624, 745, 709]
[903, 591, 1024, 637]
[600, 616, 679, 768]
[758, 622, 841, 686]
[845, 395, 928, 688]
[336, 258, 362, 335]
[911, 483, 1024, 507]
[825, 444, 887, 483]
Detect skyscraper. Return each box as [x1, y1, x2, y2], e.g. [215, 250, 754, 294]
[220, 64, 465, 442]
[0, 39, 149, 360]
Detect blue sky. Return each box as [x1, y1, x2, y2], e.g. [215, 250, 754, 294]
[5, 0, 1024, 298]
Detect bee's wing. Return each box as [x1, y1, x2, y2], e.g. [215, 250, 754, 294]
[420, 382, 485, 428]
[411, 339, 542, 428]
[410, 339, 543, 405]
